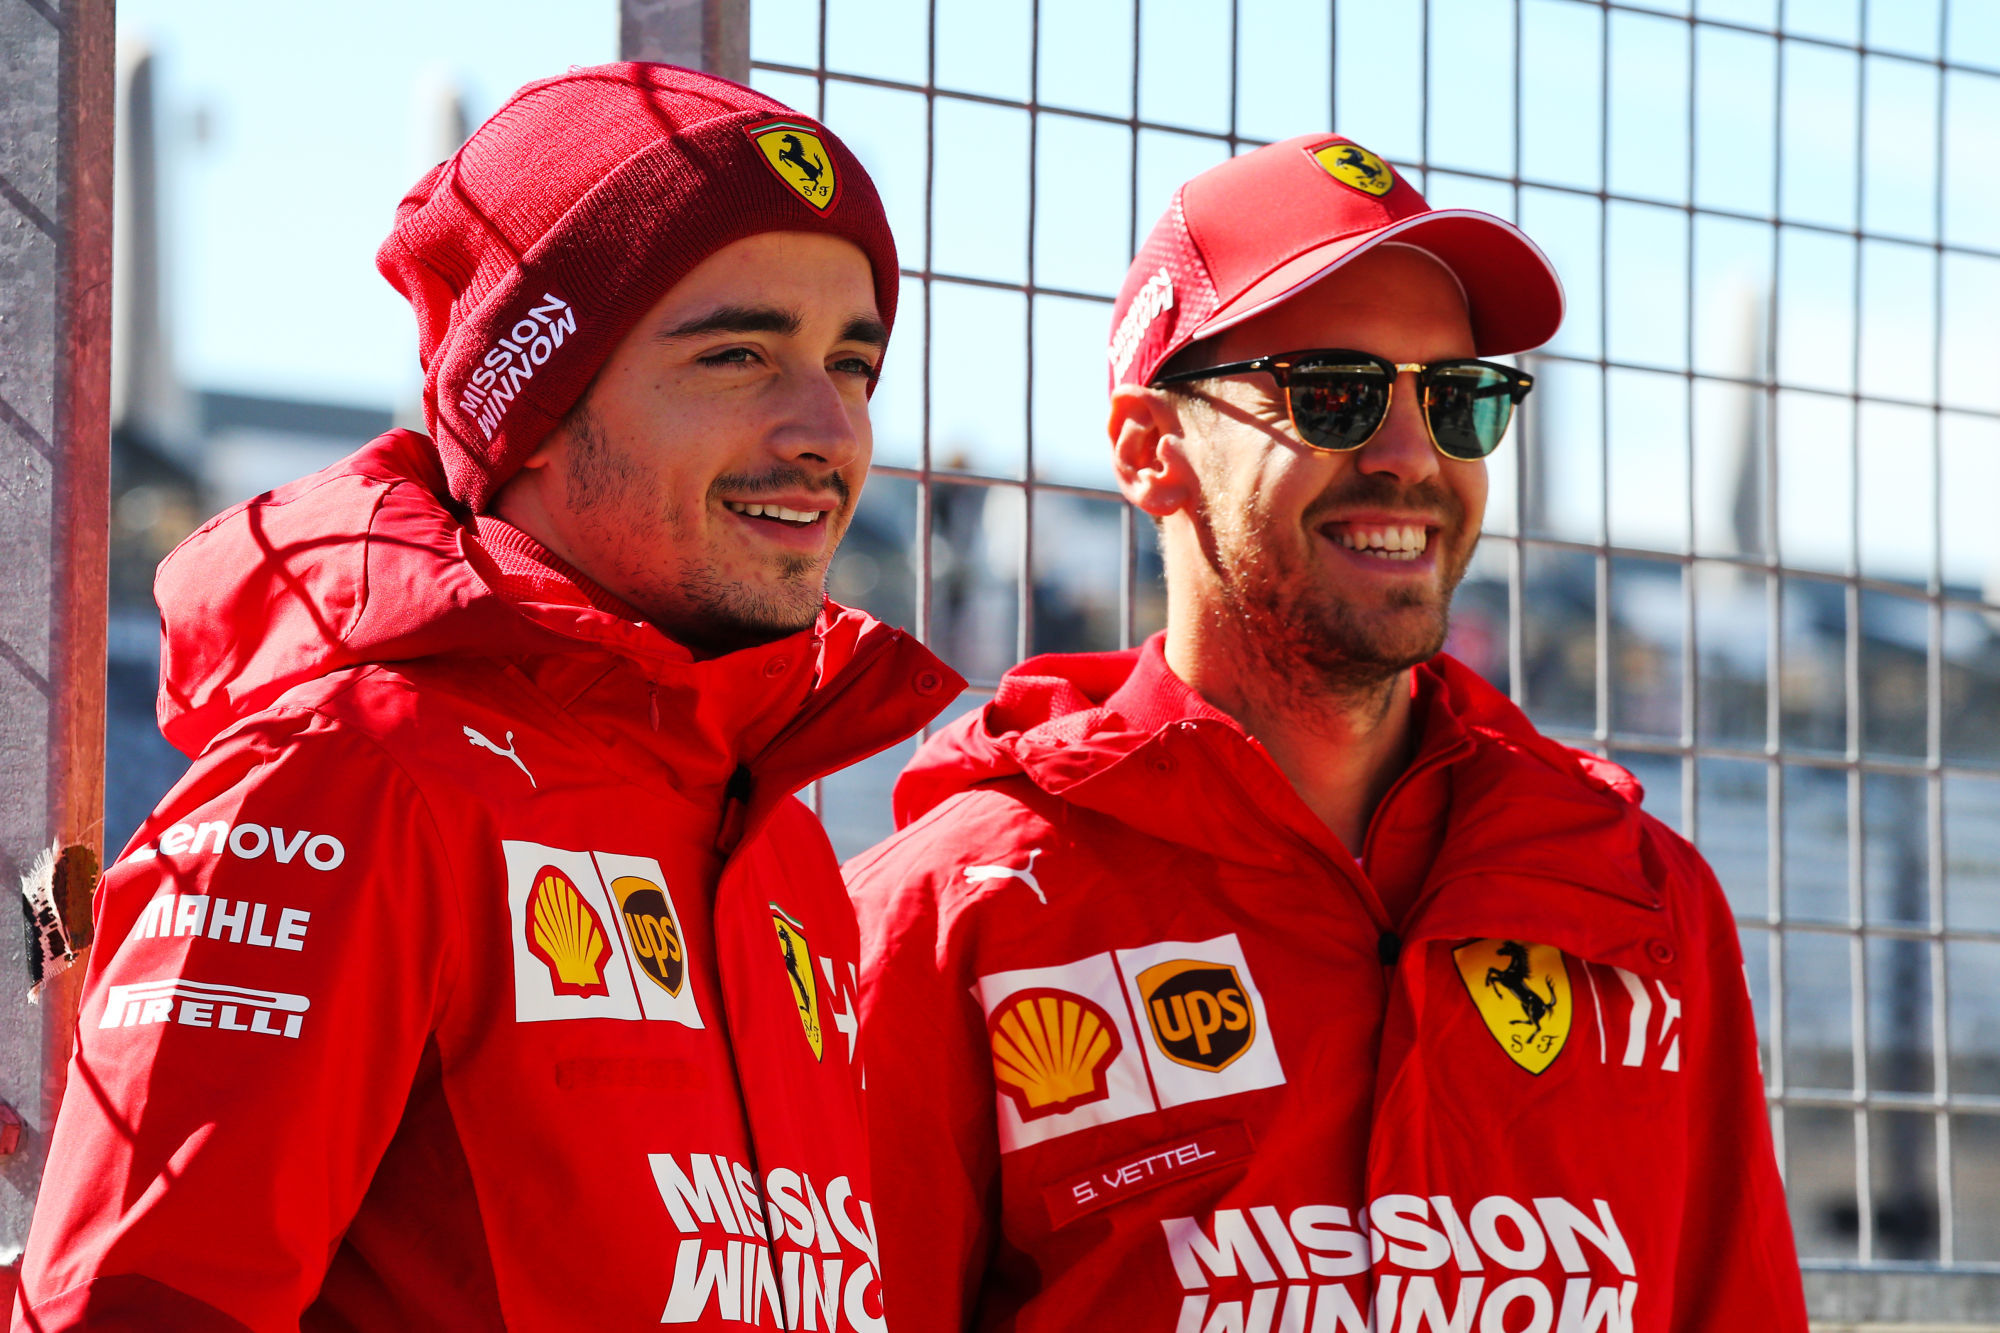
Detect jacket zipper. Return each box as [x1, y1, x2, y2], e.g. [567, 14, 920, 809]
[715, 764, 752, 853]
[1358, 731, 1473, 870]
[1190, 725, 1470, 961]
[712, 630, 904, 854]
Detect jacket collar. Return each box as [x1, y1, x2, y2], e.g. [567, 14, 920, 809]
[154, 429, 962, 801]
[897, 635, 1663, 942]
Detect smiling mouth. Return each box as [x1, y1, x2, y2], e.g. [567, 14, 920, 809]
[1327, 522, 1433, 562]
[723, 500, 826, 528]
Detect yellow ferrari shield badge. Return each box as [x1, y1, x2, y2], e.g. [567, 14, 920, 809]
[1308, 140, 1395, 197]
[746, 120, 839, 211]
[771, 904, 823, 1060]
[1454, 939, 1571, 1074]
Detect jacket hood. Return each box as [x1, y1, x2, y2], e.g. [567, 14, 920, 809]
[155, 430, 961, 782]
[894, 635, 1657, 902]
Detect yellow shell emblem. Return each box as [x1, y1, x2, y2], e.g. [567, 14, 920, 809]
[525, 866, 611, 998]
[988, 988, 1122, 1121]
[746, 119, 840, 212]
[1308, 140, 1395, 197]
[1454, 939, 1572, 1074]
[771, 904, 823, 1060]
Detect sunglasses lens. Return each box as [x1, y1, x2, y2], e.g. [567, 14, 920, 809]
[1424, 363, 1519, 460]
[1287, 360, 1392, 451]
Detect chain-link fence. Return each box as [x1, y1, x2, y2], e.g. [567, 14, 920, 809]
[748, 0, 2000, 1322]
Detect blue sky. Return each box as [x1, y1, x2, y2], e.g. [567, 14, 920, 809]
[118, 0, 2000, 587]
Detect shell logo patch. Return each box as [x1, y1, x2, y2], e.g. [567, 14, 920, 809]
[989, 987, 1123, 1121]
[746, 119, 839, 211]
[614, 874, 684, 997]
[1136, 958, 1256, 1071]
[502, 843, 702, 1026]
[525, 865, 612, 998]
[771, 903, 823, 1060]
[1454, 939, 1572, 1074]
[973, 933, 1286, 1153]
[1308, 140, 1395, 197]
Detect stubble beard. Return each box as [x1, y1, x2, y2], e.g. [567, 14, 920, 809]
[1197, 475, 1476, 709]
[564, 404, 844, 656]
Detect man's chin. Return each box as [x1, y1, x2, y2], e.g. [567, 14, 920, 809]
[643, 572, 825, 659]
[1272, 594, 1451, 689]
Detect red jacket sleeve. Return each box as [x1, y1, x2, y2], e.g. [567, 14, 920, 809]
[848, 838, 999, 1333]
[1661, 835, 1809, 1329]
[16, 709, 461, 1333]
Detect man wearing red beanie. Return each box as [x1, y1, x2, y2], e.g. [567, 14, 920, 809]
[847, 136, 1806, 1330]
[16, 63, 958, 1332]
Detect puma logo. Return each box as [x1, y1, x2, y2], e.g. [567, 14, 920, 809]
[464, 726, 536, 789]
[964, 849, 1045, 904]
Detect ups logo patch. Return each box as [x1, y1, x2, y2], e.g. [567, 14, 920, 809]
[614, 875, 684, 996]
[1137, 958, 1256, 1071]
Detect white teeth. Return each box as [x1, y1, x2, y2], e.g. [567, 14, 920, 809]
[725, 500, 822, 525]
[1333, 524, 1428, 559]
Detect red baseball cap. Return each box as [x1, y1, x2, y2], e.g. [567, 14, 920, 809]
[1107, 133, 1563, 392]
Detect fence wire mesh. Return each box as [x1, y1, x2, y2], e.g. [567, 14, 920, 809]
[747, 0, 2000, 1317]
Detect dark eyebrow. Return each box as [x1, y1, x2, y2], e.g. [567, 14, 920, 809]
[656, 304, 802, 342]
[839, 315, 891, 350]
[654, 305, 888, 351]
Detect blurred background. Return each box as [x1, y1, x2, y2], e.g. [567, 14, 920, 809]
[101, 0, 2000, 1322]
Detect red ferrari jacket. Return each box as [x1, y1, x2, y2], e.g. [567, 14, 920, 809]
[846, 636, 1806, 1332]
[16, 431, 959, 1332]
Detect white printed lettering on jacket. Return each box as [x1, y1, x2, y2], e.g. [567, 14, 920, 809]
[132, 891, 309, 951]
[125, 821, 346, 873]
[649, 1151, 882, 1331]
[99, 978, 310, 1040]
[1163, 1194, 1639, 1333]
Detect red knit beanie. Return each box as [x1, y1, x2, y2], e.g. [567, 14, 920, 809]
[377, 62, 900, 511]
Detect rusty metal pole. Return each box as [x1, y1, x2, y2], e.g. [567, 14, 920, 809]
[0, 0, 115, 1272]
[619, 0, 750, 83]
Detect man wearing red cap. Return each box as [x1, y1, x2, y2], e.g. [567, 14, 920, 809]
[848, 136, 1806, 1331]
[16, 64, 958, 1331]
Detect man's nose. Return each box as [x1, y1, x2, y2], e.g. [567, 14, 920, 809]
[772, 366, 865, 472]
[1354, 368, 1441, 485]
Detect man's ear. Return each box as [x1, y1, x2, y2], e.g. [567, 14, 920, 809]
[1109, 385, 1196, 519]
[517, 423, 568, 473]
[488, 416, 572, 524]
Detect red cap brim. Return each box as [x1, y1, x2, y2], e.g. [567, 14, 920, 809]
[1188, 209, 1565, 358]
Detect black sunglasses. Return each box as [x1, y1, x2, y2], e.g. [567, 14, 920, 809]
[1151, 348, 1534, 461]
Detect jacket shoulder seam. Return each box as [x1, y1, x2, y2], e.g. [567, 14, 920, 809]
[889, 780, 1053, 853]
[225, 688, 475, 1015]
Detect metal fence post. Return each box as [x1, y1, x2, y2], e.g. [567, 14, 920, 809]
[0, 0, 115, 1272]
[620, 0, 750, 84]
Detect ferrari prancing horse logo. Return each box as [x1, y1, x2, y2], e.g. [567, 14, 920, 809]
[1308, 140, 1395, 197]
[771, 903, 823, 1060]
[1454, 939, 1572, 1074]
[746, 119, 840, 211]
